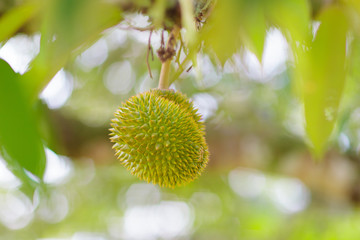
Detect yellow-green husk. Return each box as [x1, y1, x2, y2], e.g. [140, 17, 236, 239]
[110, 89, 209, 188]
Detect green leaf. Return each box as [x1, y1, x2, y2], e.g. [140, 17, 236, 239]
[0, 59, 46, 178]
[149, 0, 168, 27]
[201, 0, 240, 64]
[345, 0, 360, 14]
[22, 0, 122, 101]
[267, 0, 311, 100]
[179, 0, 197, 44]
[0, 2, 40, 43]
[240, 2, 267, 61]
[179, 0, 199, 70]
[267, 0, 310, 45]
[343, 0, 360, 37]
[202, 0, 267, 64]
[296, 7, 349, 157]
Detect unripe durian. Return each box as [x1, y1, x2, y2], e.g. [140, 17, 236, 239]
[110, 89, 209, 188]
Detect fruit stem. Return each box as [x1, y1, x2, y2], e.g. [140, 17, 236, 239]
[159, 60, 172, 89]
[158, 26, 181, 89]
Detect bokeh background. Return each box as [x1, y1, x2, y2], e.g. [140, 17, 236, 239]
[2, 0, 360, 239]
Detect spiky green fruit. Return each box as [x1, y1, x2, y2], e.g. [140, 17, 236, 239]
[150, 89, 204, 130]
[110, 89, 209, 188]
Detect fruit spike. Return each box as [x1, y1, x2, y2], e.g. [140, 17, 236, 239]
[110, 89, 209, 188]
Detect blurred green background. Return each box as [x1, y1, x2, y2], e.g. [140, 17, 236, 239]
[2, 0, 360, 239]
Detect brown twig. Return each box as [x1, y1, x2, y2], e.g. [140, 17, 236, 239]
[161, 30, 165, 47]
[158, 26, 181, 89]
[118, 25, 154, 32]
[175, 33, 183, 67]
[146, 30, 154, 79]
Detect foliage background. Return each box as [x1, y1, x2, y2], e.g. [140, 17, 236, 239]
[1, 0, 360, 239]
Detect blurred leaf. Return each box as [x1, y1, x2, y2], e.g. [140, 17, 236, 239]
[179, 0, 199, 68]
[268, 0, 310, 44]
[201, 0, 239, 64]
[149, 0, 168, 27]
[22, 0, 122, 101]
[240, 1, 267, 61]
[344, 0, 360, 14]
[296, 7, 349, 157]
[202, 0, 267, 64]
[343, 0, 360, 37]
[267, 0, 311, 99]
[179, 0, 197, 44]
[0, 59, 46, 179]
[0, 1, 40, 43]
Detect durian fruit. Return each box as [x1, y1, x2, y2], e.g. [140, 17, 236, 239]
[110, 89, 209, 188]
[150, 89, 203, 130]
